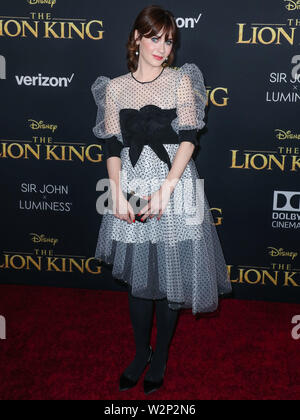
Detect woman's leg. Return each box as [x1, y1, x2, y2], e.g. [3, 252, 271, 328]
[122, 291, 154, 380]
[145, 298, 180, 381]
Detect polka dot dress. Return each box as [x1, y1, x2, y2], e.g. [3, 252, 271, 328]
[91, 63, 232, 315]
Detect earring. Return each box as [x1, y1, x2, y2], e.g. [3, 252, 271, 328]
[162, 57, 168, 67]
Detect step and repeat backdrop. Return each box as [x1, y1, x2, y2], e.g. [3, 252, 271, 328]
[0, 0, 299, 305]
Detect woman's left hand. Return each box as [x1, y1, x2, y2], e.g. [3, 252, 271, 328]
[138, 186, 172, 222]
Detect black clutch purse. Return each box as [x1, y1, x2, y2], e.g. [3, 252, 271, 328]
[103, 189, 149, 223]
[124, 190, 149, 223]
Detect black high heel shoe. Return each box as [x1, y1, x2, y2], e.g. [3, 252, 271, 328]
[143, 363, 167, 395]
[119, 346, 153, 391]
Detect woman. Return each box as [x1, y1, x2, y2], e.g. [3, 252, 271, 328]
[91, 5, 232, 395]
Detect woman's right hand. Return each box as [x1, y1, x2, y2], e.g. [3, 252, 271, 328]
[113, 191, 135, 224]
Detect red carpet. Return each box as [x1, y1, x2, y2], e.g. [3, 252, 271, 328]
[0, 284, 300, 400]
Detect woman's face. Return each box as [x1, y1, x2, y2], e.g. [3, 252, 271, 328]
[134, 28, 173, 67]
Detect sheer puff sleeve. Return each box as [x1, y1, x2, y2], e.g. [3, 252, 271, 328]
[171, 62, 208, 146]
[91, 75, 124, 159]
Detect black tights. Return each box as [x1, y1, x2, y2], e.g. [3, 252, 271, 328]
[123, 291, 180, 381]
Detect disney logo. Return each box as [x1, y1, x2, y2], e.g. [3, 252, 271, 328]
[28, 119, 58, 133]
[268, 247, 298, 260]
[30, 233, 59, 246]
[285, 0, 300, 11]
[275, 129, 300, 140]
[27, 0, 57, 8]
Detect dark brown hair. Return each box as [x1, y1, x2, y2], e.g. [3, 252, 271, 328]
[126, 5, 179, 73]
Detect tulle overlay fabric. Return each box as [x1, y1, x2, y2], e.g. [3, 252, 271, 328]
[92, 63, 232, 315]
[95, 145, 232, 315]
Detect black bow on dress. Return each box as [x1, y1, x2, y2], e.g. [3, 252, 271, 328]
[119, 105, 177, 170]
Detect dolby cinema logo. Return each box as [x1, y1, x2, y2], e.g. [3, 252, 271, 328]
[272, 190, 300, 229]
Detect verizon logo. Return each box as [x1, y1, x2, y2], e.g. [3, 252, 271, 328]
[176, 13, 203, 28]
[15, 73, 75, 87]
